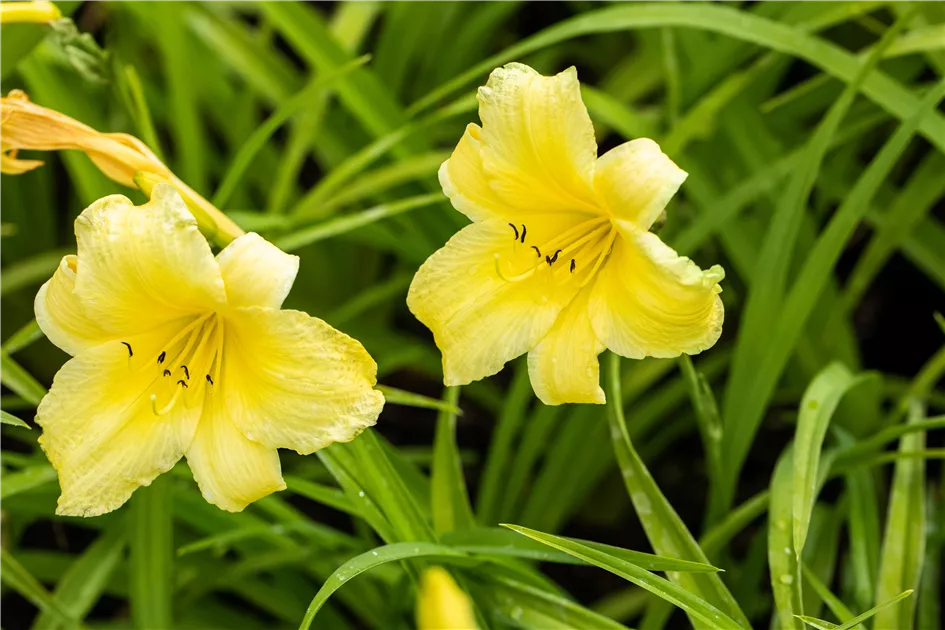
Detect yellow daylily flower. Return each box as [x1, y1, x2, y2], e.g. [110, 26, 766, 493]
[34, 184, 385, 516]
[408, 63, 724, 405]
[0, 1, 60, 24]
[0, 90, 243, 244]
[416, 567, 478, 630]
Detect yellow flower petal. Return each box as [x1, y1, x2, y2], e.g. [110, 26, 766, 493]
[595, 138, 688, 229]
[216, 232, 299, 309]
[186, 391, 285, 513]
[416, 567, 478, 630]
[221, 307, 384, 455]
[589, 226, 725, 359]
[36, 332, 200, 517]
[477, 63, 598, 214]
[407, 215, 588, 385]
[34, 255, 109, 356]
[527, 287, 605, 405]
[73, 184, 226, 338]
[439, 123, 518, 221]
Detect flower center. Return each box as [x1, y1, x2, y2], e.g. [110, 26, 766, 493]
[493, 216, 618, 289]
[145, 313, 223, 416]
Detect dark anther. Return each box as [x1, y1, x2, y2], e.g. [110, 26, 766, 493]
[531, 245, 542, 257]
[508, 223, 519, 240]
[570, 259, 576, 273]
[181, 365, 190, 380]
[545, 249, 562, 265]
[206, 374, 214, 385]
[157, 351, 166, 364]
[121, 342, 133, 357]
[163, 369, 172, 377]
[520, 224, 527, 243]
[177, 380, 188, 389]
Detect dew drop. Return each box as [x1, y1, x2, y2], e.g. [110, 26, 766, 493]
[779, 574, 794, 585]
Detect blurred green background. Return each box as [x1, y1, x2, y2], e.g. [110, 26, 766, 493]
[2, 2, 944, 629]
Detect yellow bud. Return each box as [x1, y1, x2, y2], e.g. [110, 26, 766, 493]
[416, 567, 478, 630]
[0, 1, 61, 24]
[1, 90, 244, 246]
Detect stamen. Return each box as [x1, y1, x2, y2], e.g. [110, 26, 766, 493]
[150, 388, 182, 416]
[548, 250, 562, 265]
[578, 228, 618, 288]
[181, 365, 190, 380]
[508, 223, 519, 240]
[570, 259, 576, 273]
[520, 224, 527, 243]
[493, 253, 538, 283]
[157, 351, 166, 364]
[177, 379, 188, 388]
[206, 374, 214, 385]
[531, 245, 542, 257]
[163, 369, 171, 377]
[121, 342, 133, 357]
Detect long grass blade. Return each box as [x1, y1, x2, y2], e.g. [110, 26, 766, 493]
[792, 363, 862, 556]
[606, 353, 749, 629]
[503, 524, 742, 630]
[874, 401, 926, 629]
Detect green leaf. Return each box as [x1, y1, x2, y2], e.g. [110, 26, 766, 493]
[319, 151, 448, 214]
[377, 385, 462, 415]
[318, 448, 397, 543]
[1, 319, 45, 355]
[409, 4, 945, 156]
[0, 248, 71, 298]
[800, 563, 857, 629]
[276, 193, 444, 253]
[721, 13, 918, 510]
[33, 525, 126, 630]
[768, 447, 804, 630]
[283, 476, 359, 517]
[0, 464, 57, 500]
[918, 484, 943, 630]
[874, 402, 926, 629]
[298, 542, 468, 630]
[211, 56, 370, 209]
[442, 526, 720, 573]
[476, 362, 531, 525]
[502, 524, 742, 630]
[474, 574, 630, 630]
[129, 476, 173, 629]
[792, 362, 863, 556]
[797, 590, 914, 630]
[341, 429, 434, 542]
[0, 547, 80, 629]
[606, 353, 749, 629]
[432, 387, 475, 535]
[1, 408, 31, 429]
[0, 349, 47, 406]
[679, 355, 723, 495]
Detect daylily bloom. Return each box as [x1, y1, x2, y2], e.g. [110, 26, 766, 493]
[416, 567, 478, 630]
[34, 184, 385, 516]
[408, 63, 724, 405]
[0, 1, 60, 24]
[1, 90, 243, 244]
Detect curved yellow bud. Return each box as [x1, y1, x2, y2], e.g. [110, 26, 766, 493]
[0, 1, 61, 24]
[416, 567, 478, 630]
